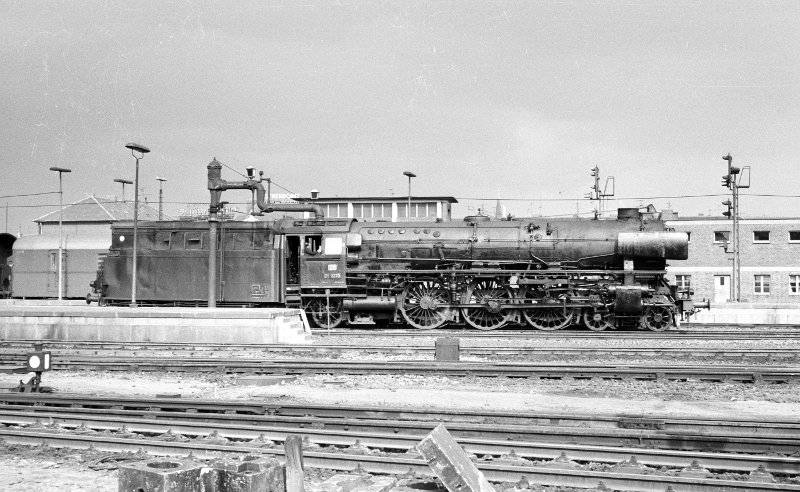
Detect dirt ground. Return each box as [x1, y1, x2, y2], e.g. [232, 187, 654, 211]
[1, 369, 799, 490]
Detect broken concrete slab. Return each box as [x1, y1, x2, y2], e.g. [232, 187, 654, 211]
[416, 424, 495, 492]
[118, 458, 203, 491]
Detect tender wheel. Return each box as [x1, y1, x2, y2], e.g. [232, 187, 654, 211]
[305, 298, 344, 329]
[399, 279, 452, 330]
[461, 279, 514, 331]
[582, 309, 615, 331]
[520, 288, 574, 331]
[640, 306, 673, 331]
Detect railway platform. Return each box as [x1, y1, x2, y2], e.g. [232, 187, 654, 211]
[0, 302, 310, 345]
[689, 302, 800, 325]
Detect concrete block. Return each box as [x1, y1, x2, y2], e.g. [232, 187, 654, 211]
[435, 337, 459, 361]
[118, 458, 203, 492]
[416, 424, 495, 492]
[205, 455, 285, 492]
[309, 474, 396, 492]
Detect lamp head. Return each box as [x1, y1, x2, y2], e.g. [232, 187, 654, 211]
[155, 176, 167, 183]
[403, 171, 416, 178]
[246, 166, 255, 179]
[114, 178, 133, 185]
[49, 167, 72, 173]
[125, 142, 150, 154]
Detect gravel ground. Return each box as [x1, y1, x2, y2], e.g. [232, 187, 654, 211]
[2, 334, 800, 490]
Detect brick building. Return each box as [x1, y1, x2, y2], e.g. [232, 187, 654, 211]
[296, 196, 458, 222]
[665, 214, 800, 304]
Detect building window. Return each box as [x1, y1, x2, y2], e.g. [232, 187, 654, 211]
[789, 231, 800, 243]
[49, 252, 57, 272]
[675, 275, 691, 291]
[686, 232, 691, 243]
[753, 231, 770, 243]
[375, 204, 391, 219]
[790, 275, 800, 295]
[754, 275, 770, 295]
[713, 231, 730, 243]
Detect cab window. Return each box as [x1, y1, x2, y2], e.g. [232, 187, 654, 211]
[323, 237, 343, 256]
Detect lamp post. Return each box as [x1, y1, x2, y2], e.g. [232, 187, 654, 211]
[402, 171, 416, 221]
[125, 142, 150, 307]
[114, 178, 133, 203]
[155, 177, 167, 220]
[49, 166, 72, 300]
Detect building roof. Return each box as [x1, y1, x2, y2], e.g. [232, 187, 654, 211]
[35, 196, 164, 224]
[293, 196, 459, 204]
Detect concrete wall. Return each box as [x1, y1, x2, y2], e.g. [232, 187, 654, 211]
[0, 306, 311, 344]
[689, 302, 800, 325]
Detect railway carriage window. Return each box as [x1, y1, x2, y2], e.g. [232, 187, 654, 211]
[155, 231, 171, 250]
[753, 231, 770, 243]
[790, 231, 800, 243]
[675, 275, 691, 291]
[253, 232, 266, 249]
[186, 232, 203, 250]
[713, 231, 730, 243]
[170, 232, 184, 250]
[754, 275, 770, 295]
[323, 237, 343, 255]
[790, 275, 800, 294]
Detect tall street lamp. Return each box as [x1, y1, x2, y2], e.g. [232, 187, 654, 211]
[403, 171, 416, 221]
[114, 178, 133, 202]
[125, 142, 150, 307]
[155, 176, 167, 220]
[49, 166, 72, 300]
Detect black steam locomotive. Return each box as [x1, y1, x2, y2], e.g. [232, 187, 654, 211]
[88, 159, 700, 331]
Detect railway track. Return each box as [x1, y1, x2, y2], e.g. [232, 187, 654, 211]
[4, 354, 800, 381]
[1, 395, 798, 491]
[4, 338, 800, 361]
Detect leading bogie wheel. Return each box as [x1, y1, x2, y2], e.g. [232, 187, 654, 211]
[305, 298, 344, 329]
[399, 278, 452, 330]
[640, 305, 673, 331]
[461, 278, 514, 330]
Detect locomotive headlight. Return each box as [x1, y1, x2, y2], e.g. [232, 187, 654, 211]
[26, 352, 51, 372]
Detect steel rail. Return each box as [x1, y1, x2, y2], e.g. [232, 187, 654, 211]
[312, 327, 800, 338]
[2, 394, 798, 449]
[0, 428, 796, 491]
[3, 344, 800, 361]
[2, 407, 799, 475]
[17, 355, 800, 381]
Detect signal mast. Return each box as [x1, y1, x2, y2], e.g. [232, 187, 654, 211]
[585, 166, 615, 218]
[720, 154, 751, 302]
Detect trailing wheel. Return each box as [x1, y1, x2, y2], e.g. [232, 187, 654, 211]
[640, 305, 673, 331]
[305, 298, 344, 329]
[461, 279, 514, 330]
[399, 278, 452, 330]
[582, 309, 615, 331]
[520, 288, 574, 331]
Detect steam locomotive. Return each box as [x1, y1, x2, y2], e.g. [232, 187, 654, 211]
[88, 159, 701, 331]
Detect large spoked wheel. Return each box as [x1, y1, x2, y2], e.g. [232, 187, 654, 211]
[461, 279, 514, 331]
[640, 305, 673, 332]
[520, 288, 574, 331]
[400, 279, 452, 330]
[582, 309, 615, 331]
[305, 298, 344, 329]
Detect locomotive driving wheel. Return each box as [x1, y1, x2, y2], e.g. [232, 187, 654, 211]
[399, 278, 452, 330]
[640, 305, 673, 332]
[582, 309, 615, 331]
[305, 298, 344, 329]
[461, 279, 514, 331]
[520, 288, 574, 331]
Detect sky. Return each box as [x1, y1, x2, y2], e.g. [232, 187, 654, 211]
[2, 1, 799, 235]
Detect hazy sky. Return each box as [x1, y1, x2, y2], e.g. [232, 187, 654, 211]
[2, 1, 799, 235]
